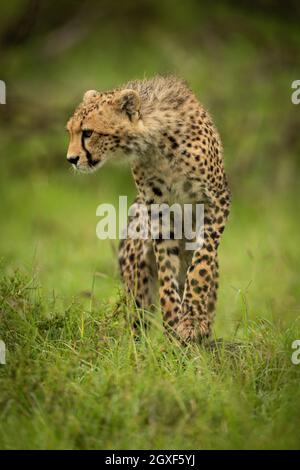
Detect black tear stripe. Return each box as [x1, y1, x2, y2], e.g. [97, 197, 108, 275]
[81, 134, 98, 167]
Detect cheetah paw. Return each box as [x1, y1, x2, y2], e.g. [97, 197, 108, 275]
[175, 319, 210, 345]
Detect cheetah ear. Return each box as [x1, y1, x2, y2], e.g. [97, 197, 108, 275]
[115, 89, 140, 120]
[83, 90, 99, 102]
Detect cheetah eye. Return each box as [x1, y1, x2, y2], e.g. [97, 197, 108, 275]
[82, 129, 93, 138]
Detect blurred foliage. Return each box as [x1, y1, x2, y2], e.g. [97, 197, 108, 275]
[0, 0, 300, 294]
[0, 0, 300, 193]
[0, 0, 298, 290]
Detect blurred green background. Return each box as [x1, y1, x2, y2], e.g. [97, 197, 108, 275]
[0, 0, 300, 449]
[1, 0, 299, 333]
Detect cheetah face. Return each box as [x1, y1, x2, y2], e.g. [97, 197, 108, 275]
[66, 89, 141, 173]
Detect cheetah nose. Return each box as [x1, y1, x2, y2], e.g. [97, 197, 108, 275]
[67, 155, 79, 165]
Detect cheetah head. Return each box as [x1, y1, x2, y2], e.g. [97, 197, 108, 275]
[66, 88, 141, 173]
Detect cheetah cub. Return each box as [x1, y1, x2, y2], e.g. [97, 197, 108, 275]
[66, 75, 230, 343]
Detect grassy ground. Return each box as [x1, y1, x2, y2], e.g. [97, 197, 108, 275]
[0, 2, 300, 449]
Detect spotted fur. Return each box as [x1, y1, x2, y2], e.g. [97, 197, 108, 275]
[66, 75, 231, 343]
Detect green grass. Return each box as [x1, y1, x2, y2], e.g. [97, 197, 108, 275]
[0, 264, 300, 450]
[1, 1, 300, 450]
[0, 173, 300, 449]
